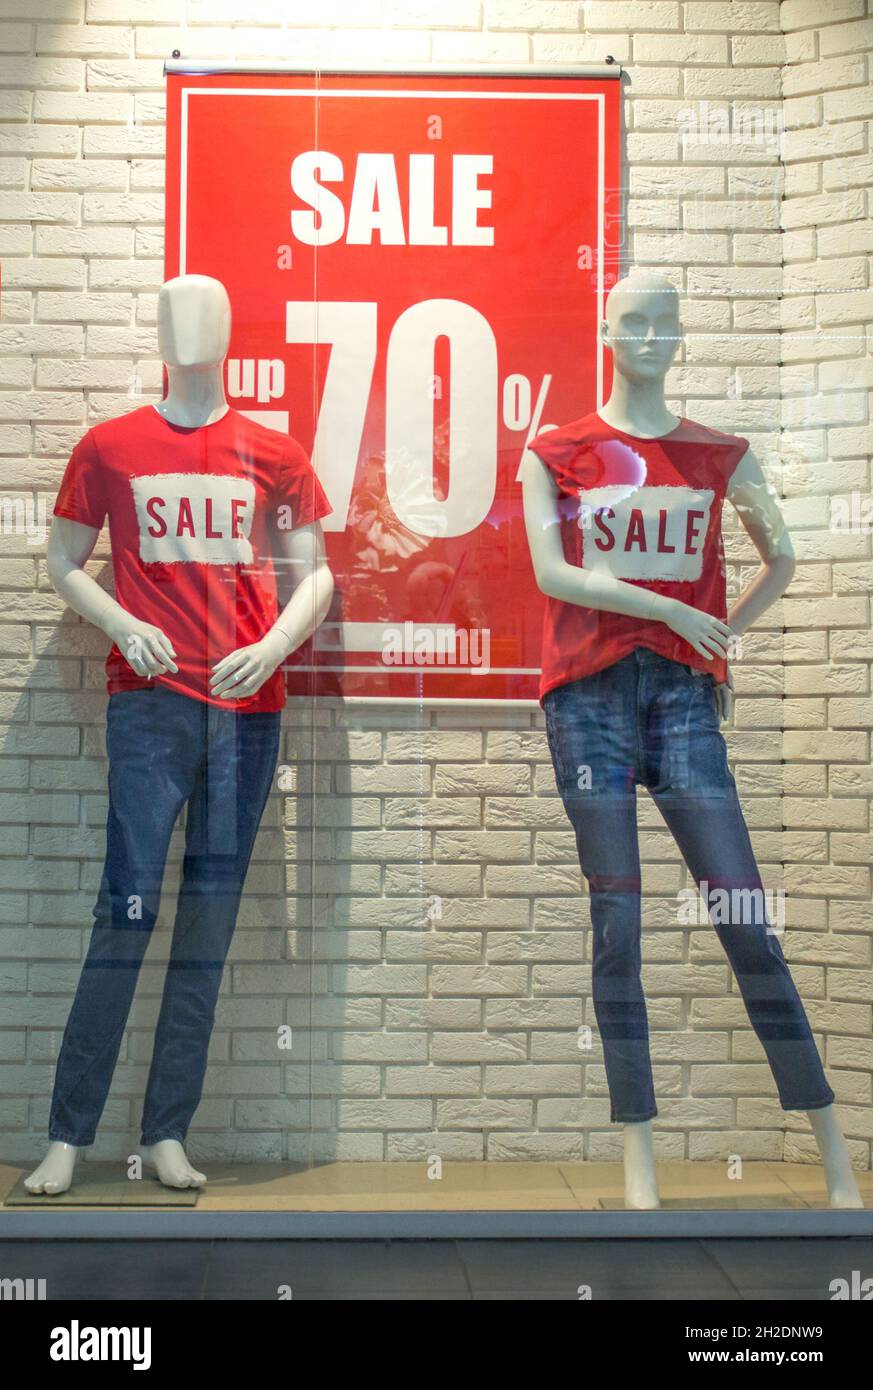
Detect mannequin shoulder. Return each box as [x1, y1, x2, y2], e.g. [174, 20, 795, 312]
[678, 415, 753, 490]
[225, 411, 310, 466]
[724, 447, 764, 494]
[678, 415, 749, 452]
[527, 412, 600, 461]
[525, 413, 606, 496]
[86, 403, 158, 448]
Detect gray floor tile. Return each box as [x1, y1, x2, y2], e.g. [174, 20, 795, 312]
[702, 1238, 873, 1293]
[203, 1238, 469, 1295]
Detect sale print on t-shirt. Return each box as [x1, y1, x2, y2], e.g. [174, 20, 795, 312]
[130, 474, 256, 566]
[578, 485, 715, 583]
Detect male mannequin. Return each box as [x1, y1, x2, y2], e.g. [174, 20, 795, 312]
[522, 270, 862, 1211]
[25, 274, 333, 1194]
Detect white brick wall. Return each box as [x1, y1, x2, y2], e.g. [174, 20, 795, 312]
[0, 0, 870, 1175]
[776, 0, 873, 1169]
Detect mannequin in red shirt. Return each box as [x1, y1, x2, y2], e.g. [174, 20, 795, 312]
[26, 275, 334, 1196]
[523, 271, 861, 1211]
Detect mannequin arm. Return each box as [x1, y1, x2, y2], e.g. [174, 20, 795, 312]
[270, 519, 334, 652]
[521, 453, 733, 662]
[47, 516, 124, 635]
[724, 448, 796, 637]
[47, 516, 177, 676]
[209, 520, 334, 700]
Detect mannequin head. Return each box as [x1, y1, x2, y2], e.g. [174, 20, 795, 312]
[600, 271, 682, 388]
[156, 275, 231, 368]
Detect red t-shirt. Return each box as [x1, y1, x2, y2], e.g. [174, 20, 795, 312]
[54, 404, 332, 712]
[527, 412, 749, 705]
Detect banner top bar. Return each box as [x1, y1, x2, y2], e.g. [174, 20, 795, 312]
[163, 59, 622, 79]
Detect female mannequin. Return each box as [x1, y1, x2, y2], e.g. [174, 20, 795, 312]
[25, 275, 333, 1194]
[522, 270, 861, 1210]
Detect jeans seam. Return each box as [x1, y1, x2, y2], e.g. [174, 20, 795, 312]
[633, 651, 644, 784]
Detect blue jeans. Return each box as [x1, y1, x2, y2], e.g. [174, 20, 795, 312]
[49, 685, 281, 1148]
[543, 646, 835, 1123]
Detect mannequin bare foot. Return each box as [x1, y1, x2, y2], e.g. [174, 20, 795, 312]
[24, 1141, 80, 1195]
[623, 1120, 660, 1210]
[808, 1106, 864, 1209]
[141, 1139, 206, 1190]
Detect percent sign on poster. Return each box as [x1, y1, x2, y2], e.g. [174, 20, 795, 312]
[165, 66, 622, 701]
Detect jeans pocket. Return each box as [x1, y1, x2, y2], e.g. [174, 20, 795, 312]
[544, 680, 612, 802]
[544, 687, 591, 799]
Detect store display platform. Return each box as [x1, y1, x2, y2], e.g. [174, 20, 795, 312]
[4, 1168, 199, 1208]
[1, 1160, 871, 1239]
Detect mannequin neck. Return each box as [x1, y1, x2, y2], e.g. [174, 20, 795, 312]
[598, 373, 680, 439]
[155, 364, 228, 428]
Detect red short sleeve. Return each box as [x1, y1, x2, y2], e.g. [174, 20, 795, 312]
[529, 423, 652, 499]
[527, 422, 604, 495]
[54, 429, 107, 529]
[273, 437, 332, 531]
[708, 432, 750, 489]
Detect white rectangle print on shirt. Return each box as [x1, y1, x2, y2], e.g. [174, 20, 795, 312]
[578, 485, 715, 583]
[130, 474, 256, 566]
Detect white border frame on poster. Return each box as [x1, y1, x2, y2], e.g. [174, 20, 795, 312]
[165, 63, 622, 706]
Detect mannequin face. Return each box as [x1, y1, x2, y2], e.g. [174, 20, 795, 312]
[600, 284, 682, 386]
[156, 275, 231, 368]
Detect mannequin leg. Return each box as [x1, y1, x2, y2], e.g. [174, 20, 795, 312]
[808, 1106, 863, 1209]
[138, 705, 280, 1183]
[645, 657, 849, 1206]
[544, 663, 662, 1207]
[28, 690, 198, 1189]
[654, 785, 836, 1112]
[624, 1121, 660, 1210]
[582, 807, 656, 1127]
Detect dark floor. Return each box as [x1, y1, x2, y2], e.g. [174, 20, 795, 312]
[2, 1237, 872, 1300]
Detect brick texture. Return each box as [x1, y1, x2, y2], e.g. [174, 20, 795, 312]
[0, 0, 870, 1173]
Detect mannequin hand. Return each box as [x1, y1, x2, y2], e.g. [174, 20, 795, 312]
[209, 628, 292, 700]
[715, 669, 734, 723]
[663, 598, 734, 664]
[105, 612, 178, 679]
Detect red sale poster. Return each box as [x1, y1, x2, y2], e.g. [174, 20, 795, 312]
[164, 66, 622, 702]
